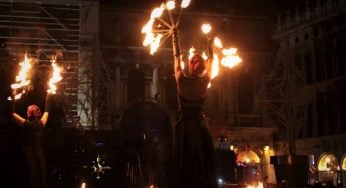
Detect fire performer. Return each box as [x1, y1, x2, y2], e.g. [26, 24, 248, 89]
[172, 28, 217, 188]
[9, 54, 61, 188]
[10, 91, 51, 188]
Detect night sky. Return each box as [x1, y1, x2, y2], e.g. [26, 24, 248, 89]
[99, 0, 308, 18]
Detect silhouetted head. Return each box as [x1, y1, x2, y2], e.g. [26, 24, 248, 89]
[189, 54, 205, 76]
[27, 105, 41, 121]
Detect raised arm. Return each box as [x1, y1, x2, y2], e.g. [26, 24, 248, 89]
[10, 92, 25, 126]
[205, 37, 213, 77]
[40, 94, 52, 126]
[172, 28, 182, 80]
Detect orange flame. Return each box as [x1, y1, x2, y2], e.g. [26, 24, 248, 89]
[180, 56, 185, 70]
[221, 48, 242, 68]
[246, 181, 263, 188]
[141, 4, 166, 55]
[47, 57, 63, 94]
[142, 0, 191, 55]
[201, 24, 211, 34]
[188, 47, 196, 60]
[166, 1, 175, 10]
[181, 0, 191, 8]
[200, 27, 242, 88]
[9, 54, 33, 100]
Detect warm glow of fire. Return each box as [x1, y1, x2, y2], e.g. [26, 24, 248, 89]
[180, 56, 185, 70]
[47, 57, 63, 94]
[151, 5, 165, 19]
[141, 4, 166, 55]
[188, 47, 196, 60]
[166, 0, 175, 10]
[9, 54, 33, 100]
[181, 0, 191, 8]
[200, 26, 242, 88]
[214, 37, 223, 48]
[142, 0, 191, 55]
[201, 24, 211, 34]
[210, 54, 219, 80]
[246, 181, 263, 188]
[221, 48, 242, 68]
[209, 36, 242, 84]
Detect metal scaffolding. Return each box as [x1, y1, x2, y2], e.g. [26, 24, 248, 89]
[0, 1, 80, 125]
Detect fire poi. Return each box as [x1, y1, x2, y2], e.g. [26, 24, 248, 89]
[141, 0, 242, 87]
[9, 54, 63, 101]
[9, 54, 33, 100]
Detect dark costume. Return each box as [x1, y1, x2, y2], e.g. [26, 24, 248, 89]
[174, 76, 217, 188]
[20, 119, 47, 188]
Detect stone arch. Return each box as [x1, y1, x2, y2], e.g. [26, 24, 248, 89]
[317, 152, 339, 183]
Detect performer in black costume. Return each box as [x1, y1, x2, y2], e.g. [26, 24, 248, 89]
[11, 93, 51, 188]
[172, 29, 217, 188]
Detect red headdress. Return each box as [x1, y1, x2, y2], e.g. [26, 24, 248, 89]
[27, 105, 41, 120]
[189, 54, 205, 76]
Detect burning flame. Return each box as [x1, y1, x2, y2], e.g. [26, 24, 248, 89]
[47, 57, 63, 94]
[214, 37, 223, 48]
[166, 0, 175, 10]
[188, 47, 196, 60]
[142, 1, 191, 55]
[200, 26, 242, 88]
[181, 0, 191, 8]
[201, 24, 211, 34]
[9, 54, 33, 100]
[221, 48, 242, 68]
[246, 181, 263, 188]
[141, 4, 165, 55]
[180, 56, 185, 70]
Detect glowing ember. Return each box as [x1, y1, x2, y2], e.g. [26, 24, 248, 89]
[47, 57, 63, 94]
[181, 0, 191, 8]
[141, 4, 166, 55]
[166, 0, 175, 10]
[9, 54, 33, 100]
[180, 56, 185, 70]
[199, 24, 242, 88]
[246, 181, 263, 188]
[201, 24, 212, 34]
[221, 48, 242, 68]
[214, 37, 223, 48]
[188, 47, 196, 60]
[142, 0, 191, 55]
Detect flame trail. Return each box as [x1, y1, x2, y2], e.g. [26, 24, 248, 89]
[9, 54, 33, 100]
[47, 56, 63, 94]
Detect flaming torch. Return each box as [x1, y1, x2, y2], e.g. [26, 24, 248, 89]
[141, 0, 191, 55]
[47, 56, 63, 94]
[9, 54, 33, 100]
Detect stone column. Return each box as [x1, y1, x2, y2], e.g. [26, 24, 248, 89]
[152, 67, 159, 99]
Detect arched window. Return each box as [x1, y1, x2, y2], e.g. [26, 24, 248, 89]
[317, 153, 339, 183]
